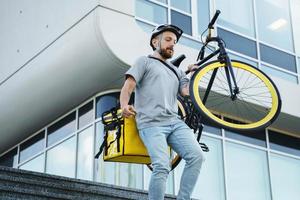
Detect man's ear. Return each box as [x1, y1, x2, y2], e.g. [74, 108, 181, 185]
[152, 37, 159, 50]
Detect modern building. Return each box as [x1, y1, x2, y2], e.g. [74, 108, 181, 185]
[0, 0, 299, 199]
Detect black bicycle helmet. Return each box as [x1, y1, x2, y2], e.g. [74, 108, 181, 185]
[150, 24, 183, 50]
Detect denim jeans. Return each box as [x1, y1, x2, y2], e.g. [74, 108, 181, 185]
[139, 121, 205, 200]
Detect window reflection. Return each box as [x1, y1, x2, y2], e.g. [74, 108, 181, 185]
[192, 136, 225, 200]
[203, 124, 222, 136]
[46, 136, 76, 178]
[47, 112, 76, 147]
[78, 101, 93, 129]
[197, 0, 209, 34]
[256, 0, 294, 52]
[228, 52, 258, 67]
[291, 0, 300, 54]
[136, 0, 167, 24]
[119, 163, 143, 189]
[0, 148, 18, 167]
[260, 43, 296, 73]
[225, 129, 266, 147]
[218, 28, 257, 58]
[216, 0, 255, 37]
[20, 131, 44, 163]
[171, 10, 192, 35]
[96, 93, 119, 119]
[77, 126, 93, 180]
[261, 64, 298, 83]
[269, 130, 300, 156]
[225, 142, 271, 200]
[269, 153, 300, 199]
[19, 153, 44, 173]
[94, 121, 116, 184]
[170, 0, 191, 13]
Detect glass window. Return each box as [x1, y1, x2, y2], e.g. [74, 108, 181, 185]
[298, 57, 300, 73]
[191, 136, 225, 200]
[46, 136, 76, 178]
[291, 0, 300, 55]
[178, 36, 202, 50]
[216, 0, 255, 37]
[197, 0, 210, 34]
[119, 163, 143, 189]
[269, 153, 300, 199]
[19, 153, 44, 173]
[155, 0, 167, 3]
[225, 142, 271, 200]
[261, 64, 298, 83]
[256, 0, 294, 52]
[171, 10, 192, 35]
[203, 124, 222, 136]
[228, 52, 258, 67]
[136, 0, 167, 24]
[102, 161, 116, 184]
[0, 148, 18, 167]
[94, 122, 116, 184]
[268, 130, 300, 157]
[77, 126, 93, 180]
[170, 0, 191, 13]
[225, 129, 266, 147]
[218, 28, 257, 58]
[96, 93, 119, 119]
[47, 112, 76, 147]
[19, 131, 44, 163]
[78, 101, 93, 129]
[260, 43, 297, 73]
[136, 20, 155, 34]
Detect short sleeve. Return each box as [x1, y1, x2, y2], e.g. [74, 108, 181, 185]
[125, 56, 148, 84]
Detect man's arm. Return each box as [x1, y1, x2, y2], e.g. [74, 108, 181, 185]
[120, 76, 137, 118]
[180, 64, 198, 96]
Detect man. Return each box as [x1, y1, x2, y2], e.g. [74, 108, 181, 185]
[120, 24, 205, 200]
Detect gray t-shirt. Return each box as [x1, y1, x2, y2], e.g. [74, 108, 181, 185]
[126, 56, 189, 130]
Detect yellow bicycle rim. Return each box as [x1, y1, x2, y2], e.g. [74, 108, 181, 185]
[192, 61, 280, 130]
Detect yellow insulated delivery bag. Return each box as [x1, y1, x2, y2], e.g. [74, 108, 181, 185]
[95, 108, 151, 164]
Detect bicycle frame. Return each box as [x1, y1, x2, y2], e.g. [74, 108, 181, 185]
[195, 37, 240, 103]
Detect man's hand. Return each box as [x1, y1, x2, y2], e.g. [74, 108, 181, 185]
[121, 105, 136, 118]
[187, 64, 198, 76]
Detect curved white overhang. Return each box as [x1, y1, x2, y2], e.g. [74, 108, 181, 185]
[0, 1, 146, 153]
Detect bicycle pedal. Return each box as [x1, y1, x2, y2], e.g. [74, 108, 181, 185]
[199, 142, 209, 152]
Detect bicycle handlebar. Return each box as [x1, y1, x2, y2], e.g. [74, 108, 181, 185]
[208, 10, 221, 29]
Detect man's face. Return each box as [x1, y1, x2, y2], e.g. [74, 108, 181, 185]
[153, 31, 177, 59]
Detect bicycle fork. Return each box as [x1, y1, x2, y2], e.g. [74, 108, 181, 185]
[224, 56, 240, 100]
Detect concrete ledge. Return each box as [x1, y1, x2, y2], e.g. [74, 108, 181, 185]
[0, 166, 177, 200]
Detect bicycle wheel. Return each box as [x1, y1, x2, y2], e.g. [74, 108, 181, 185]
[146, 96, 187, 171]
[190, 60, 281, 132]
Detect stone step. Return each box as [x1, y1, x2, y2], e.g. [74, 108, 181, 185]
[0, 166, 177, 200]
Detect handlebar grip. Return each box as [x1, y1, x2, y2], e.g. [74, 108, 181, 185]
[208, 10, 221, 28]
[171, 54, 186, 67]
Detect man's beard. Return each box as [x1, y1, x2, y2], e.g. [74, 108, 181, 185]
[158, 47, 173, 59]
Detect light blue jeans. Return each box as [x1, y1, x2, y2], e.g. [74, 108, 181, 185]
[139, 121, 205, 200]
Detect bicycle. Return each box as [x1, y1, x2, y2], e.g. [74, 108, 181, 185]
[149, 10, 282, 171]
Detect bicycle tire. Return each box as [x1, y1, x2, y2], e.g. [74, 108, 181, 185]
[146, 96, 187, 171]
[190, 60, 281, 132]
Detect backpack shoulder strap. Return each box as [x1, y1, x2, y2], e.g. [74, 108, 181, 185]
[148, 56, 180, 81]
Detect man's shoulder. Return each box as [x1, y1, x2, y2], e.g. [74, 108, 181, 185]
[135, 55, 149, 62]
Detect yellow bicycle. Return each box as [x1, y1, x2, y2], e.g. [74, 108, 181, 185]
[188, 10, 281, 132]
[161, 10, 281, 170]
